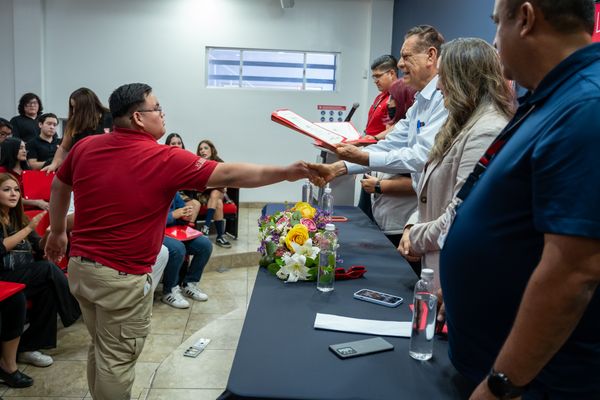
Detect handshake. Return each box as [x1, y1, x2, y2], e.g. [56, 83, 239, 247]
[287, 160, 348, 187]
[287, 142, 369, 186]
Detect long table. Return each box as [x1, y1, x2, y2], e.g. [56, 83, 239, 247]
[219, 205, 471, 400]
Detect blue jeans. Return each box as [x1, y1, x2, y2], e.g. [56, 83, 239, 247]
[162, 235, 213, 293]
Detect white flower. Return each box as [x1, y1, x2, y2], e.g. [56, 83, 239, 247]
[290, 238, 320, 260]
[279, 253, 310, 282]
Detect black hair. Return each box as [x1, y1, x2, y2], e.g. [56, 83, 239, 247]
[405, 25, 445, 55]
[0, 118, 12, 131]
[17, 93, 43, 117]
[370, 55, 398, 75]
[0, 137, 29, 171]
[38, 113, 58, 124]
[506, 0, 595, 34]
[165, 133, 185, 149]
[108, 83, 152, 119]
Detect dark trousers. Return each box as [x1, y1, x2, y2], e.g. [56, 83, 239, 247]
[0, 291, 27, 341]
[357, 188, 374, 222]
[0, 261, 80, 351]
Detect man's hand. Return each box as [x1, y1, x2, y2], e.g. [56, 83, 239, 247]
[285, 161, 316, 182]
[469, 379, 521, 400]
[334, 143, 369, 165]
[398, 226, 421, 262]
[307, 161, 347, 185]
[45, 231, 68, 263]
[360, 174, 379, 194]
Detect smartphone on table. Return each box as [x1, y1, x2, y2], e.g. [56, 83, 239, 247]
[353, 288, 403, 307]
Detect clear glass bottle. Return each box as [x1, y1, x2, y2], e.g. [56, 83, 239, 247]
[301, 179, 313, 204]
[317, 223, 337, 292]
[409, 268, 437, 361]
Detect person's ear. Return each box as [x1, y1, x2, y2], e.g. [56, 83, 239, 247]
[518, 2, 536, 37]
[426, 47, 438, 67]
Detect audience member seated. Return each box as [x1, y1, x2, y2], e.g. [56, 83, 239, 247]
[0, 173, 81, 367]
[0, 138, 49, 210]
[10, 93, 42, 144]
[0, 118, 12, 144]
[43, 87, 112, 173]
[384, 79, 417, 131]
[399, 38, 515, 287]
[197, 140, 231, 248]
[26, 113, 59, 170]
[164, 133, 201, 222]
[161, 192, 212, 309]
[0, 290, 32, 388]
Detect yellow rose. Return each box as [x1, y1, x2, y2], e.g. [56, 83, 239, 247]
[292, 202, 316, 219]
[285, 224, 309, 251]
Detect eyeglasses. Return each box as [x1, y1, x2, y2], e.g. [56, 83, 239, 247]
[371, 70, 392, 81]
[0, 132, 11, 138]
[335, 265, 367, 280]
[25, 101, 39, 107]
[136, 107, 163, 114]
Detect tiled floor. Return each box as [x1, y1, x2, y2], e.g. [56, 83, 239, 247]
[0, 207, 264, 400]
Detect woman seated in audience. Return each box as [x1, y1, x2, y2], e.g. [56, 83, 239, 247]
[161, 192, 213, 309]
[164, 133, 202, 223]
[9, 93, 43, 144]
[43, 87, 112, 172]
[399, 38, 515, 288]
[0, 173, 81, 368]
[0, 290, 32, 388]
[197, 140, 231, 248]
[0, 138, 48, 210]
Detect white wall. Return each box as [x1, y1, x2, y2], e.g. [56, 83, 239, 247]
[1, 0, 394, 202]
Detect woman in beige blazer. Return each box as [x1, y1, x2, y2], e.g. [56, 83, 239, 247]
[399, 38, 516, 288]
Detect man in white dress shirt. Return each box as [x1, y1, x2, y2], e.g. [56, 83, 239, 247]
[312, 25, 448, 189]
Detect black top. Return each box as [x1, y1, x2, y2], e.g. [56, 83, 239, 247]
[9, 115, 39, 143]
[71, 111, 113, 147]
[26, 135, 59, 167]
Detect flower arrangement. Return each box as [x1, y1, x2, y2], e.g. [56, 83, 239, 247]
[257, 202, 331, 282]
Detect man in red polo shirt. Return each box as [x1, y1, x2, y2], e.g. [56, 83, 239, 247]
[45, 83, 314, 400]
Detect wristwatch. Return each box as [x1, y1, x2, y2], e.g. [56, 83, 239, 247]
[374, 180, 382, 194]
[487, 369, 526, 399]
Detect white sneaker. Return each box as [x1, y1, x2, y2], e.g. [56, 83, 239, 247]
[18, 351, 54, 367]
[161, 286, 190, 309]
[201, 225, 210, 235]
[182, 283, 208, 301]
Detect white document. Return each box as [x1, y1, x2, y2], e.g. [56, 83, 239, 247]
[314, 313, 412, 337]
[274, 110, 345, 145]
[314, 122, 361, 141]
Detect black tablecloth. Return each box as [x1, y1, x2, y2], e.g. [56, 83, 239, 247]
[219, 205, 471, 400]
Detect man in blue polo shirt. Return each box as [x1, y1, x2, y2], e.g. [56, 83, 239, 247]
[440, 1, 600, 399]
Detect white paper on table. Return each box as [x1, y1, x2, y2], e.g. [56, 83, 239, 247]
[314, 313, 412, 337]
[274, 110, 345, 145]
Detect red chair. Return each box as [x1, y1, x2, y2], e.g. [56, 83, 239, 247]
[22, 170, 55, 202]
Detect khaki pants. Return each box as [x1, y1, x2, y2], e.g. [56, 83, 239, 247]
[68, 257, 153, 400]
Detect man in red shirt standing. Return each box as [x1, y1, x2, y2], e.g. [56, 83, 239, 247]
[45, 83, 315, 400]
[364, 54, 399, 139]
[359, 55, 399, 219]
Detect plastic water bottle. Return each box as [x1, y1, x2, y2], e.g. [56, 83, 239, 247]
[317, 223, 337, 292]
[409, 268, 437, 361]
[320, 185, 334, 218]
[302, 179, 313, 204]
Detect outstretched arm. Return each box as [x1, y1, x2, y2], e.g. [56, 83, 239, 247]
[206, 161, 317, 189]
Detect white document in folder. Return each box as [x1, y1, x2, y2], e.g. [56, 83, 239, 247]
[274, 110, 345, 146]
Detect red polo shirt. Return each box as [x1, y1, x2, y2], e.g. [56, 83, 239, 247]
[364, 91, 390, 135]
[56, 127, 218, 274]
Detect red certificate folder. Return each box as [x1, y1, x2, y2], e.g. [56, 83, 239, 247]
[164, 226, 203, 241]
[271, 109, 376, 148]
